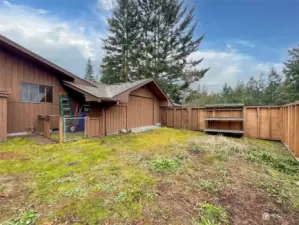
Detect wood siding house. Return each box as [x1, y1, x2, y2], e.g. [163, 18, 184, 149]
[0, 35, 173, 140]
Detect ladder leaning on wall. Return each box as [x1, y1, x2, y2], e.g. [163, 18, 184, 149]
[59, 92, 73, 117]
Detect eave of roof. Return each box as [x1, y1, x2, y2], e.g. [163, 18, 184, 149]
[64, 79, 173, 105]
[0, 34, 91, 85]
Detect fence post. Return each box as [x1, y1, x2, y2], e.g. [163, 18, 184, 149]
[59, 116, 63, 143]
[85, 116, 90, 137]
[173, 108, 176, 128]
[44, 118, 50, 138]
[187, 108, 192, 130]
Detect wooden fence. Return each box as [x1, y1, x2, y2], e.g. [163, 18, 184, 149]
[160, 107, 205, 130]
[160, 101, 299, 158]
[33, 101, 299, 159]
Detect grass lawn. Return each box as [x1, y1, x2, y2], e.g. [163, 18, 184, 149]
[0, 128, 299, 224]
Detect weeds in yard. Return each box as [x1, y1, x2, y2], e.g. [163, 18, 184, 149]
[4, 209, 37, 225]
[149, 158, 181, 173]
[196, 203, 229, 225]
[198, 180, 223, 195]
[61, 187, 89, 197]
[246, 147, 299, 174]
[189, 136, 246, 161]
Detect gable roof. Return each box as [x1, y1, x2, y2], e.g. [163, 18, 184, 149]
[0, 34, 91, 85]
[64, 79, 173, 105]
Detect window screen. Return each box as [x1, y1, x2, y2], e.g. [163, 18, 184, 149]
[21, 83, 53, 103]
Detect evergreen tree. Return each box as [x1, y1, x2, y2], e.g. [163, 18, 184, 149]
[221, 83, 234, 103]
[283, 45, 299, 102]
[245, 76, 259, 105]
[233, 81, 246, 103]
[257, 73, 266, 105]
[101, 0, 207, 103]
[265, 68, 282, 105]
[136, 0, 208, 102]
[85, 57, 95, 81]
[101, 0, 141, 84]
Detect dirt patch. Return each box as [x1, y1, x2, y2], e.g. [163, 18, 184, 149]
[0, 152, 18, 160]
[0, 175, 31, 221]
[151, 180, 214, 224]
[28, 135, 57, 145]
[219, 186, 299, 225]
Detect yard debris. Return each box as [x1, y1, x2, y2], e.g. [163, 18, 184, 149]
[0, 193, 9, 198]
[262, 212, 270, 221]
[120, 129, 128, 133]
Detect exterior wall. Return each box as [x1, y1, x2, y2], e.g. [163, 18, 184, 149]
[0, 48, 70, 134]
[88, 86, 162, 135]
[127, 87, 160, 128]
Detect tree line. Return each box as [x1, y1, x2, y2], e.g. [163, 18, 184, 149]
[84, 0, 299, 106]
[186, 45, 299, 106]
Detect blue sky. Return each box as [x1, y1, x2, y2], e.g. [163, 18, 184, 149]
[0, 0, 297, 91]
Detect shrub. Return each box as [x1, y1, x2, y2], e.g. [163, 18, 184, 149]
[198, 180, 222, 195]
[149, 158, 181, 173]
[197, 203, 229, 225]
[5, 209, 37, 225]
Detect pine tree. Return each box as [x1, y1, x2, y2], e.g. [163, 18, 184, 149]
[257, 73, 266, 105]
[221, 83, 234, 103]
[137, 0, 208, 102]
[283, 45, 299, 102]
[85, 57, 95, 81]
[265, 68, 282, 105]
[101, 0, 207, 103]
[245, 76, 259, 105]
[101, 0, 141, 84]
[233, 81, 246, 103]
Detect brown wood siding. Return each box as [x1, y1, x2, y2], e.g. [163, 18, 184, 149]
[0, 48, 69, 133]
[127, 87, 159, 129]
[244, 107, 281, 140]
[106, 105, 127, 135]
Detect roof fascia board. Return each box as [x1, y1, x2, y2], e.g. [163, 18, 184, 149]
[0, 34, 91, 85]
[111, 79, 173, 106]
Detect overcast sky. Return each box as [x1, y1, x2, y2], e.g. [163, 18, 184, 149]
[1, 0, 297, 91]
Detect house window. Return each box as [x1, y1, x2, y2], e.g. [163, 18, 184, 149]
[21, 83, 53, 103]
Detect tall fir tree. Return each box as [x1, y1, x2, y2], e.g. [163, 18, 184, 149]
[136, 0, 208, 102]
[101, 0, 208, 103]
[245, 76, 259, 105]
[257, 73, 266, 105]
[101, 0, 141, 84]
[85, 57, 95, 81]
[221, 83, 233, 103]
[265, 68, 282, 105]
[283, 45, 299, 102]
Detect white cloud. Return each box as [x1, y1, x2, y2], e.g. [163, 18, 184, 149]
[234, 39, 255, 48]
[0, 0, 105, 77]
[97, 0, 114, 11]
[2, 0, 48, 14]
[189, 48, 283, 92]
